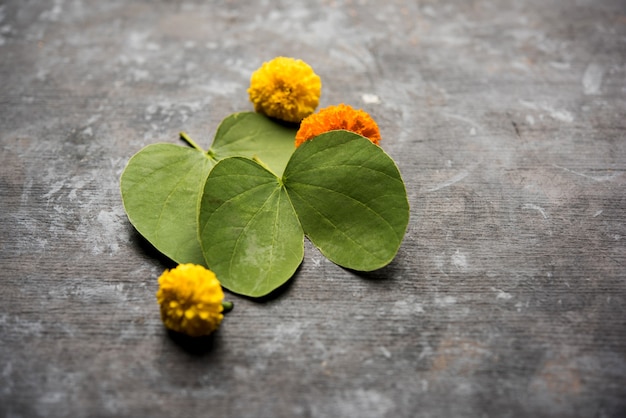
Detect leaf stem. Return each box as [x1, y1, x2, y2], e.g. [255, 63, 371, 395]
[179, 131, 204, 152]
[222, 301, 234, 313]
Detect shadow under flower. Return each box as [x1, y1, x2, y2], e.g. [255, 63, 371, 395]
[166, 329, 220, 356]
[267, 116, 300, 130]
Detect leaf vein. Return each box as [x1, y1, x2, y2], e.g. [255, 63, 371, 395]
[289, 162, 402, 183]
[287, 187, 388, 262]
[290, 182, 403, 243]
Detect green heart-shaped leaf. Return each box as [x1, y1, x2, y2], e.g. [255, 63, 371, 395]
[198, 131, 409, 296]
[121, 143, 214, 265]
[211, 112, 296, 177]
[198, 157, 304, 297]
[120, 113, 297, 265]
[284, 131, 409, 271]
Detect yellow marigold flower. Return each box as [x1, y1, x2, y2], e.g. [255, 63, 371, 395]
[295, 103, 381, 147]
[156, 264, 224, 337]
[248, 57, 322, 123]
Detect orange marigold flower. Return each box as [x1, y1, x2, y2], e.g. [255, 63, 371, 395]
[295, 104, 381, 147]
[248, 57, 322, 123]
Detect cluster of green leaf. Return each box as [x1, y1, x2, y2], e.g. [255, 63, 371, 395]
[121, 112, 409, 297]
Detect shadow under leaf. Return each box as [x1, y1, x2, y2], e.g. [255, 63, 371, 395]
[236, 262, 303, 303]
[346, 256, 406, 281]
[129, 228, 177, 270]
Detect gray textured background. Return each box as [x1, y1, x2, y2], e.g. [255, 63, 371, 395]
[1, 0, 625, 417]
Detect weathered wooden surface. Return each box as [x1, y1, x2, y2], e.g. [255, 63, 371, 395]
[1, 0, 625, 417]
